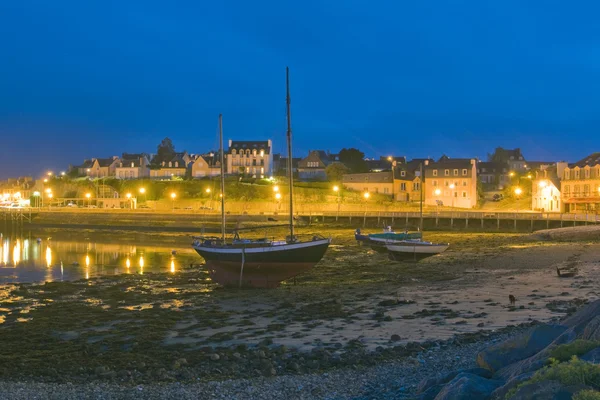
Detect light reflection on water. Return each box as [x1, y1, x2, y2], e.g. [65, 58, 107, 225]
[0, 232, 196, 284]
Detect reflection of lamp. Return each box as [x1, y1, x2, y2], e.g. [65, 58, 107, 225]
[170, 259, 175, 273]
[126, 258, 131, 268]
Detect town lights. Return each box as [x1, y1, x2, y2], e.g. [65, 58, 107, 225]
[434, 188, 441, 196]
[126, 193, 132, 199]
[170, 193, 176, 199]
[85, 193, 91, 199]
[333, 185, 339, 192]
[139, 187, 146, 194]
[539, 181, 547, 188]
[363, 192, 370, 199]
[275, 192, 281, 200]
[509, 172, 515, 177]
[514, 187, 523, 196]
[43, 179, 48, 183]
[47, 172, 53, 176]
[273, 185, 279, 192]
[205, 188, 211, 193]
[45, 188, 52, 194]
[449, 183, 455, 189]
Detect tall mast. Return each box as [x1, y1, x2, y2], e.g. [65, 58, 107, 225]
[286, 67, 294, 239]
[219, 114, 226, 242]
[419, 163, 424, 233]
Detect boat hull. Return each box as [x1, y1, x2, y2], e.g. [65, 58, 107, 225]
[193, 238, 330, 288]
[386, 242, 449, 261]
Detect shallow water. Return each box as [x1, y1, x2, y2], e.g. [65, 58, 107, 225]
[0, 231, 198, 283]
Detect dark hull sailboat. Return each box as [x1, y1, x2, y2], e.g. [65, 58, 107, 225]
[194, 237, 330, 288]
[192, 68, 330, 287]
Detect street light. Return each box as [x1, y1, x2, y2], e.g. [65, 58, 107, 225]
[170, 192, 176, 211]
[449, 183, 456, 208]
[275, 192, 281, 212]
[333, 185, 341, 221]
[47, 172, 53, 177]
[514, 187, 523, 215]
[43, 178, 48, 183]
[139, 187, 146, 204]
[85, 192, 91, 208]
[273, 185, 279, 193]
[363, 192, 370, 227]
[126, 193, 132, 209]
[60, 171, 65, 176]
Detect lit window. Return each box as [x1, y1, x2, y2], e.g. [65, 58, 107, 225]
[433, 170, 438, 177]
[462, 169, 467, 176]
[400, 171, 406, 177]
[444, 169, 449, 176]
[453, 169, 458, 176]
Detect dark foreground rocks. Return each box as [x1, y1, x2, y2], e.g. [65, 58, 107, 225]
[414, 300, 600, 400]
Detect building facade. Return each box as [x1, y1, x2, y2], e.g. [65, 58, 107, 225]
[115, 153, 150, 179]
[297, 150, 338, 181]
[424, 158, 478, 209]
[227, 140, 272, 178]
[531, 163, 566, 212]
[342, 171, 394, 195]
[189, 153, 221, 178]
[561, 153, 600, 213]
[477, 161, 510, 189]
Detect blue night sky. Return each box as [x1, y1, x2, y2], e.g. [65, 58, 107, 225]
[1, 1, 599, 178]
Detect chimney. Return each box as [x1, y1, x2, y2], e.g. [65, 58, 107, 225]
[228, 139, 232, 148]
[556, 161, 568, 179]
[424, 160, 429, 166]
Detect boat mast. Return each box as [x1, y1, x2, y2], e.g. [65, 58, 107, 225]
[219, 114, 226, 242]
[419, 163, 424, 233]
[286, 67, 294, 240]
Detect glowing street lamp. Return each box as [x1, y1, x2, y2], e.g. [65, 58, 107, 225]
[363, 192, 370, 199]
[126, 193, 132, 209]
[60, 171, 66, 176]
[170, 192, 176, 211]
[509, 171, 515, 177]
[514, 187, 523, 214]
[43, 178, 48, 183]
[85, 192, 91, 208]
[434, 188, 441, 196]
[275, 192, 281, 200]
[273, 185, 279, 193]
[45, 188, 52, 194]
[47, 172, 53, 177]
[333, 186, 341, 220]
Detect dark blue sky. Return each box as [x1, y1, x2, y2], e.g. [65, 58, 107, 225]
[1, 1, 599, 178]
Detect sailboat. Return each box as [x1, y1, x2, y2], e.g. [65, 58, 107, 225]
[192, 68, 331, 288]
[386, 164, 449, 261]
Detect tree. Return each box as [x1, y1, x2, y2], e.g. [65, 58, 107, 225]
[325, 162, 350, 182]
[338, 148, 368, 173]
[154, 137, 176, 165]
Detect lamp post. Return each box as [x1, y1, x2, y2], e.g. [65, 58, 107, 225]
[434, 188, 441, 218]
[275, 192, 281, 213]
[85, 192, 91, 208]
[449, 183, 455, 209]
[139, 187, 146, 204]
[126, 193, 132, 209]
[205, 188, 212, 210]
[514, 187, 522, 213]
[363, 191, 370, 227]
[333, 185, 341, 221]
[170, 192, 176, 211]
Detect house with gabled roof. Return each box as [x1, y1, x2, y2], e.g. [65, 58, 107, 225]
[71, 157, 120, 177]
[297, 150, 340, 181]
[424, 157, 478, 208]
[189, 152, 221, 178]
[115, 153, 150, 179]
[561, 152, 600, 213]
[149, 152, 189, 179]
[532, 162, 567, 212]
[226, 140, 273, 177]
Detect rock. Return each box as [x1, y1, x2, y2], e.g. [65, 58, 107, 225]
[581, 315, 600, 341]
[477, 323, 485, 328]
[580, 347, 600, 364]
[209, 353, 220, 361]
[490, 372, 535, 400]
[391, 334, 401, 342]
[258, 350, 267, 359]
[57, 331, 80, 341]
[476, 324, 568, 373]
[417, 368, 493, 394]
[94, 366, 108, 375]
[232, 352, 242, 360]
[432, 373, 503, 400]
[494, 327, 578, 381]
[561, 299, 600, 331]
[509, 380, 590, 400]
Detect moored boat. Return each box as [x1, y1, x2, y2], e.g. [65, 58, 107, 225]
[386, 240, 449, 261]
[192, 68, 331, 288]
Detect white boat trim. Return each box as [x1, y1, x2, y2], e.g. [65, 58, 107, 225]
[193, 238, 331, 254]
[386, 242, 449, 254]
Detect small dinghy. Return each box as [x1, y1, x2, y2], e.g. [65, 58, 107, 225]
[556, 267, 578, 278]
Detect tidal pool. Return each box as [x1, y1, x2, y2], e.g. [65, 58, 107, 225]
[0, 231, 198, 283]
